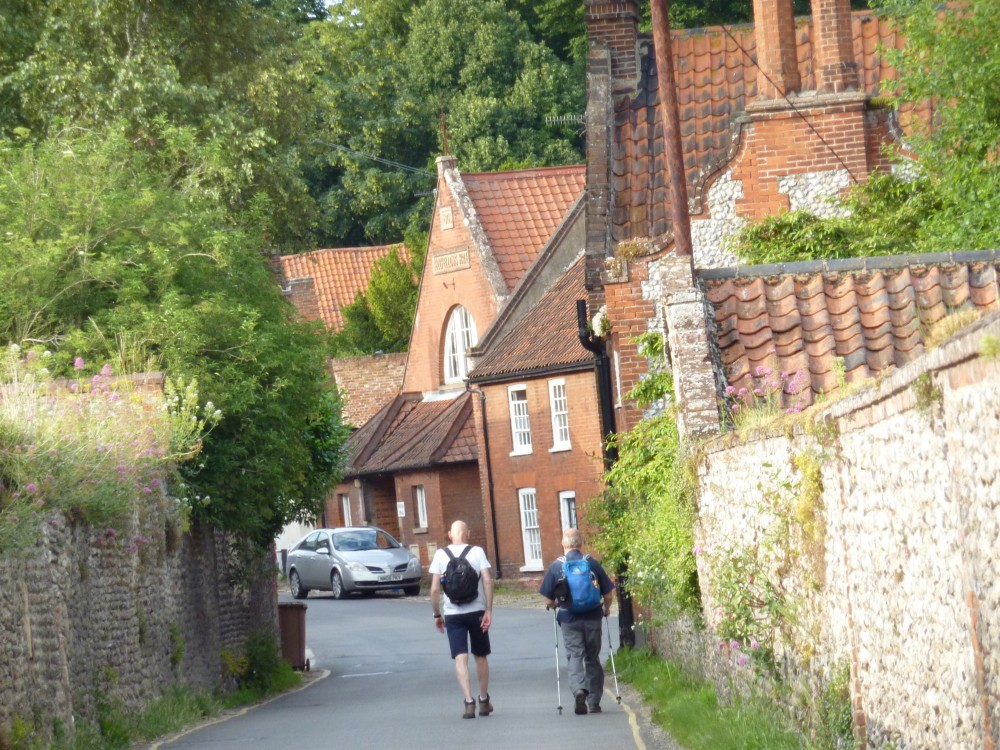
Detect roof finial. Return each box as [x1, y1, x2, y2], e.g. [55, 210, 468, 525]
[440, 109, 450, 156]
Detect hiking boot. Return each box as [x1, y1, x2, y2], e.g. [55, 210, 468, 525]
[478, 694, 493, 716]
[588, 703, 602, 713]
[574, 690, 588, 715]
[463, 700, 476, 719]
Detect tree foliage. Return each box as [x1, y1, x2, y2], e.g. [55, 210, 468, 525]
[0, 126, 349, 548]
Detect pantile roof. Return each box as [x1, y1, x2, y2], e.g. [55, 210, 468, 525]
[463, 166, 586, 290]
[471, 255, 593, 382]
[701, 251, 1000, 409]
[613, 12, 914, 243]
[345, 392, 476, 477]
[279, 245, 409, 331]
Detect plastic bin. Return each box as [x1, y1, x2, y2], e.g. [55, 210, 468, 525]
[278, 601, 309, 671]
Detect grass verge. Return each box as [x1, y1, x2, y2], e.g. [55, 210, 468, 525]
[615, 647, 808, 750]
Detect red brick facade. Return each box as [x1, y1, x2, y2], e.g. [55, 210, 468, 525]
[475, 371, 605, 580]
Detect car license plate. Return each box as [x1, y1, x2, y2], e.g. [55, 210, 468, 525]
[379, 574, 403, 582]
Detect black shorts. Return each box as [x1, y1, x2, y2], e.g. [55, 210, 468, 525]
[444, 610, 491, 659]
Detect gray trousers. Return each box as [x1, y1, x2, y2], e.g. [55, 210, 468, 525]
[561, 617, 604, 706]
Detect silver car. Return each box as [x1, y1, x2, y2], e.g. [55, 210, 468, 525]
[286, 527, 422, 599]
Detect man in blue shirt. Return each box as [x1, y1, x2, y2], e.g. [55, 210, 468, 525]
[539, 528, 615, 714]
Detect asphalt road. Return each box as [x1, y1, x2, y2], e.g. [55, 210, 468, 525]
[157, 592, 672, 750]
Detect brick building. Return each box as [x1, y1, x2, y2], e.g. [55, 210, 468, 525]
[328, 158, 587, 567]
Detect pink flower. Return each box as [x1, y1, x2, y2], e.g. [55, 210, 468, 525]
[25, 483, 38, 493]
[73, 357, 85, 371]
[737, 654, 748, 666]
[749, 639, 760, 650]
[100, 363, 114, 377]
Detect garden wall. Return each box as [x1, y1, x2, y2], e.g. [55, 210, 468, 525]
[0, 515, 277, 742]
[652, 312, 1000, 748]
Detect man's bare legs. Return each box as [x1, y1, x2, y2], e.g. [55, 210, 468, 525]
[454, 654, 474, 702]
[474, 654, 490, 700]
[454, 653, 490, 703]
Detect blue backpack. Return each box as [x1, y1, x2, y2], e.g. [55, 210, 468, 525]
[560, 555, 602, 614]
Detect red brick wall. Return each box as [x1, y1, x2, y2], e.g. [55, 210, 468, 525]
[329, 353, 406, 428]
[584, 0, 639, 83]
[282, 278, 321, 323]
[603, 258, 662, 433]
[477, 371, 605, 579]
[733, 100, 871, 220]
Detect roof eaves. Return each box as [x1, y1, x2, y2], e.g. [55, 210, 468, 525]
[352, 392, 419, 468]
[469, 359, 595, 386]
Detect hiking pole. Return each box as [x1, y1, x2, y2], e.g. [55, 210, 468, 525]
[605, 615, 621, 704]
[552, 608, 563, 714]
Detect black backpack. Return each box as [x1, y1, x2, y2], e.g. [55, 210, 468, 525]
[442, 545, 480, 605]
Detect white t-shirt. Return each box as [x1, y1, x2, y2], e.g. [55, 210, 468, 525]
[429, 543, 491, 615]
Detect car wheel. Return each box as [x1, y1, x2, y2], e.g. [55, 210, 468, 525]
[289, 570, 309, 600]
[331, 570, 348, 600]
[403, 584, 420, 597]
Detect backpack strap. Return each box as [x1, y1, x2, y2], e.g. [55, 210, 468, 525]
[444, 547, 456, 561]
[458, 545, 472, 560]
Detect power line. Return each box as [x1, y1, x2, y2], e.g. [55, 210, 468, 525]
[315, 141, 436, 178]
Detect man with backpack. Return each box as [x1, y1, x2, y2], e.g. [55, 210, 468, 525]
[429, 519, 494, 719]
[539, 528, 615, 715]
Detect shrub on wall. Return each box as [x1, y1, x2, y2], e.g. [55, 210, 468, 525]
[589, 411, 700, 617]
[0, 347, 216, 556]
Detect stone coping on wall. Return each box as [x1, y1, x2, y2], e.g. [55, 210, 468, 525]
[696, 248, 1000, 281]
[821, 310, 1000, 425]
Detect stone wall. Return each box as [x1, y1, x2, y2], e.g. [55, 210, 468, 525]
[658, 313, 1000, 748]
[0, 514, 277, 743]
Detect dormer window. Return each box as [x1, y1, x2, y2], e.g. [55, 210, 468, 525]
[443, 305, 478, 384]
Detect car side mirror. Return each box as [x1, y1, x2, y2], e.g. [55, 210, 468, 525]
[317, 546, 331, 555]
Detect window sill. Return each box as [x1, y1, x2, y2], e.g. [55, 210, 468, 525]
[519, 564, 544, 573]
[509, 449, 533, 457]
[413, 527, 428, 535]
[549, 444, 572, 453]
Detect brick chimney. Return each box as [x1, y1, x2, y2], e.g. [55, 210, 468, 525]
[751, 0, 801, 100]
[584, 0, 639, 85]
[811, 0, 859, 93]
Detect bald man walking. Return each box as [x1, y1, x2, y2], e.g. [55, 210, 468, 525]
[429, 520, 494, 719]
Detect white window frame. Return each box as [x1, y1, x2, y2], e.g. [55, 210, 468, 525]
[559, 491, 577, 531]
[548, 378, 571, 451]
[443, 305, 478, 384]
[414, 485, 428, 530]
[518, 488, 542, 570]
[340, 493, 352, 526]
[507, 384, 532, 455]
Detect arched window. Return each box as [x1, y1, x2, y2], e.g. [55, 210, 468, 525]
[443, 305, 478, 384]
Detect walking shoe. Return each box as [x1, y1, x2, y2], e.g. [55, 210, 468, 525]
[588, 703, 602, 713]
[574, 690, 588, 715]
[463, 700, 476, 719]
[478, 694, 493, 716]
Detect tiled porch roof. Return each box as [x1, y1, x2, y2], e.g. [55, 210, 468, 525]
[612, 11, 911, 243]
[700, 251, 1000, 408]
[463, 165, 586, 290]
[470, 256, 593, 382]
[345, 391, 476, 477]
[279, 245, 409, 331]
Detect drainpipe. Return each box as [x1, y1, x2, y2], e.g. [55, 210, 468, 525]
[466, 382, 502, 579]
[577, 300, 634, 648]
